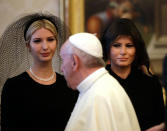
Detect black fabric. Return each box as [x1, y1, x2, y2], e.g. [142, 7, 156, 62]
[1, 72, 78, 131]
[106, 64, 165, 131]
[162, 55, 167, 92]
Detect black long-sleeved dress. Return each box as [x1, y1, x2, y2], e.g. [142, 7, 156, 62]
[106, 65, 165, 131]
[1, 72, 78, 131]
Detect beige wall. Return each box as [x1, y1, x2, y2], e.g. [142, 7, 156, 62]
[0, 0, 60, 37]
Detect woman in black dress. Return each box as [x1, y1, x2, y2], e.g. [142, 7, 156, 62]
[1, 13, 78, 131]
[101, 18, 165, 131]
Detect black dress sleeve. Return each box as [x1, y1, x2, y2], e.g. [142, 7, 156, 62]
[1, 78, 20, 131]
[152, 75, 165, 124]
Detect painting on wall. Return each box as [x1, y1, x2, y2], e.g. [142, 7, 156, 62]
[85, 0, 155, 45]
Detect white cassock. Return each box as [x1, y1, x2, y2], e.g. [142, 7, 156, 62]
[65, 67, 140, 131]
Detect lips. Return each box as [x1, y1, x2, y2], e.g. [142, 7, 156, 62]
[118, 58, 128, 61]
[41, 53, 50, 57]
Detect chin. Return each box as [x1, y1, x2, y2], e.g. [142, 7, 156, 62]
[40, 56, 52, 61]
[119, 64, 129, 67]
[118, 62, 130, 66]
[40, 58, 52, 62]
[118, 64, 131, 68]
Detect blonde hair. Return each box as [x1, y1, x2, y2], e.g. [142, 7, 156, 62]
[25, 19, 58, 44]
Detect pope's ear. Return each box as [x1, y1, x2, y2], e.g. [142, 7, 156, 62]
[72, 54, 79, 71]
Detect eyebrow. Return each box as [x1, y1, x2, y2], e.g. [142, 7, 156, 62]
[113, 42, 133, 44]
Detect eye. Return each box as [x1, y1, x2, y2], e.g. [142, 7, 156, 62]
[33, 39, 41, 43]
[126, 43, 135, 48]
[112, 43, 121, 48]
[47, 37, 56, 42]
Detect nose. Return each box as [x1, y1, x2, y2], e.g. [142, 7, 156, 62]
[42, 40, 48, 50]
[120, 46, 127, 55]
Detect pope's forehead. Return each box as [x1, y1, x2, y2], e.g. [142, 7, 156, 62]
[61, 40, 70, 49]
[60, 41, 70, 55]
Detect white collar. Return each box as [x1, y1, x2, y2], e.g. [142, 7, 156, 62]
[77, 67, 107, 94]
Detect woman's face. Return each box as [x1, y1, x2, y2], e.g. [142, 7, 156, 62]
[110, 35, 136, 69]
[28, 28, 57, 63]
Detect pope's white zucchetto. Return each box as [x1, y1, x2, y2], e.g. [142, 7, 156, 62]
[69, 33, 103, 58]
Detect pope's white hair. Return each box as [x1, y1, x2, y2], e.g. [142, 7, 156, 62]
[66, 41, 105, 68]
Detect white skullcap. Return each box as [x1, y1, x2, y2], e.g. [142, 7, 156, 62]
[69, 33, 103, 58]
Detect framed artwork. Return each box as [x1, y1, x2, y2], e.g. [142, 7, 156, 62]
[85, 0, 156, 45]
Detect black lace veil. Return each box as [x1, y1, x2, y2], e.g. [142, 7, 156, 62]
[0, 12, 69, 88]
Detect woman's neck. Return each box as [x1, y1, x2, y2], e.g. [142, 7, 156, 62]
[111, 65, 131, 79]
[31, 61, 54, 78]
[27, 61, 56, 85]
